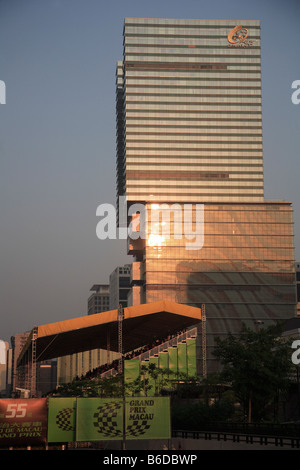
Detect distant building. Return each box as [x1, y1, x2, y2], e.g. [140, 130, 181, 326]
[109, 264, 131, 310]
[36, 360, 57, 396]
[87, 284, 110, 315]
[0, 340, 11, 397]
[56, 349, 118, 386]
[6, 348, 12, 397]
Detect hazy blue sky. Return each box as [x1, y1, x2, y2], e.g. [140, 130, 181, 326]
[0, 0, 299, 344]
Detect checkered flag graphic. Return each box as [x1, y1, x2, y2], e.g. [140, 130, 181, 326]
[126, 420, 151, 437]
[56, 408, 74, 432]
[93, 402, 123, 438]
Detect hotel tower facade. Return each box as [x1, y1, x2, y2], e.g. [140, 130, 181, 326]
[116, 18, 296, 372]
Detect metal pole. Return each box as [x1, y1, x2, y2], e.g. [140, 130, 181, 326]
[106, 328, 110, 365]
[201, 304, 207, 379]
[118, 304, 123, 373]
[118, 304, 126, 450]
[122, 383, 126, 450]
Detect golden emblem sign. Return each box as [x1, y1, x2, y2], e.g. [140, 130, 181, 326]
[227, 25, 249, 44]
[227, 25, 254, 47]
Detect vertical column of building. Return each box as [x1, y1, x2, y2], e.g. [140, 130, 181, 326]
[116, 61, 126, 223]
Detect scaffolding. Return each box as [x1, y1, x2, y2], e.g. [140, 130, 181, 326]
[15, 327, 38, 398]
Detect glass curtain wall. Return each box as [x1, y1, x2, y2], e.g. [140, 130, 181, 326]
[119, 18, 264, 204]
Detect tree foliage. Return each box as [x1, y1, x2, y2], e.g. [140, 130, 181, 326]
[53, 363, 190, 398]
[125, 363, 189, 397]
[54, 374, 124, 398]
[213, 322, 293, 421]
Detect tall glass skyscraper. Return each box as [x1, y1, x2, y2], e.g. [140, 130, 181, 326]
[116, 18, 296, 372]
[117, 18, 264, 204]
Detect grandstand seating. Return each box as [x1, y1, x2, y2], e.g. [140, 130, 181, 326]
[100, 327, 198, 394]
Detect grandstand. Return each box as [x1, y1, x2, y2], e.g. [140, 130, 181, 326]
[123, 330, 198, 396]
[15, 301, 201, 396]
[89, 327, 199, 395]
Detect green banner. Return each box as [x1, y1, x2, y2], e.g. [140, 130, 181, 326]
[149, 356, 159, 367]
[76, 398, 123, 441]
[159, 351, 169, 370]
[124, 360, 140, 385]
[47, 397, 76, 443]
[168, 346, 178, 376]
[141, 361, 155, 396]
[76, 397, 170, 441]
[178, 342, 187, 375]
[126, 397, 170, 440]
[187, 337, 197, 378]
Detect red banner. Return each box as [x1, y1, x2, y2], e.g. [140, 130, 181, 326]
[0, 398, 48, 447]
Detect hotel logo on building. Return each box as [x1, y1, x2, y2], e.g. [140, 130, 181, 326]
[227, 25, 255, 47]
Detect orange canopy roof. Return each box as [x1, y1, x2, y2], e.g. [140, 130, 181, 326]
[18, 301, 201, 364]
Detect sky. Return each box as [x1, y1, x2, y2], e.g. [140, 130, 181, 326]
[0, 0, 299, 344]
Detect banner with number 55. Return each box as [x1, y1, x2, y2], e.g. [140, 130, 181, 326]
[0, 398, 48, 447]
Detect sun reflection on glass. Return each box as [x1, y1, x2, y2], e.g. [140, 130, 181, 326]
[148, 233, 165, 247]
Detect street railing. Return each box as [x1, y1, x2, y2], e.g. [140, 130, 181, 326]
[172, 428, 300, 448]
